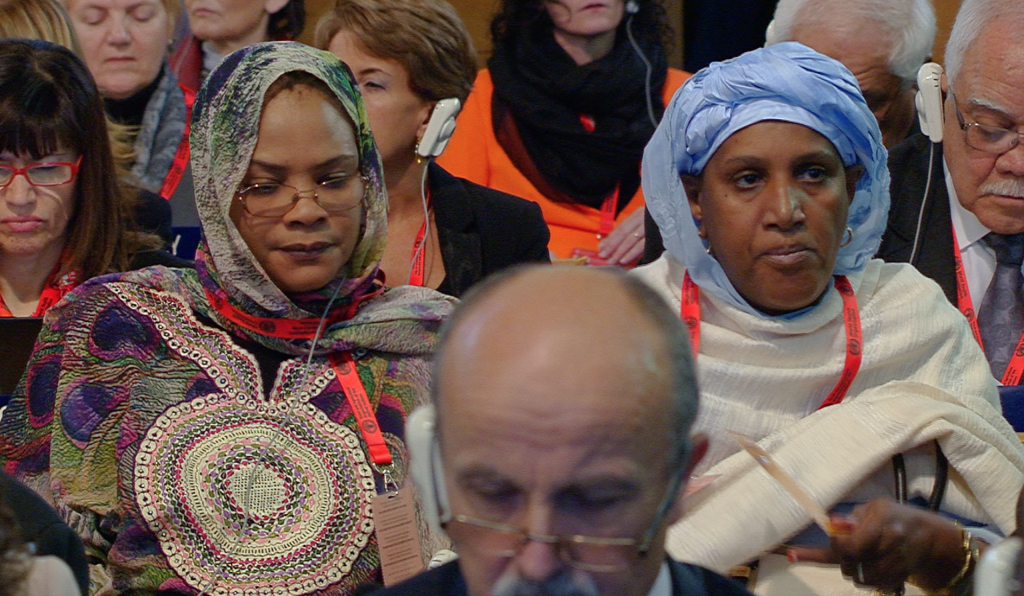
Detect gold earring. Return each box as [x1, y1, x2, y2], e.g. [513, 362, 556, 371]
[840, 226, 854, 248]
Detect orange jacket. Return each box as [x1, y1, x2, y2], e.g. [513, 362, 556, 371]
[437, 68, 690, 259]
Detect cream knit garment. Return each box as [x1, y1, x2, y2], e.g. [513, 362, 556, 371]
[632, 255, 1024, 578]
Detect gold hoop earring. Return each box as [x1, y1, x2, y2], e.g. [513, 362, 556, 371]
[840, 226, 854, 248]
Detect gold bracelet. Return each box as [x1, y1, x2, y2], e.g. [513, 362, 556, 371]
[907, 523, 977, 596]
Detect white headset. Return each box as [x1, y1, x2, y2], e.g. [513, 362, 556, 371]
[907, 62, 945, 265]
[416, 98, 461, 159]
[405, 404, 449, 534]
[625, 0, 639, 15]
[915, 62, 944, 143]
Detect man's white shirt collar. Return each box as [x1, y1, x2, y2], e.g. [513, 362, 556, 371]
[947, 158, 992, 250]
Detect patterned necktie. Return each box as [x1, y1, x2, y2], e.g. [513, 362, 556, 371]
[978, 233, 1024, 379]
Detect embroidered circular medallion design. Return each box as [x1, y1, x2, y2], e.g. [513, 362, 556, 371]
[135, 393, 376, 595]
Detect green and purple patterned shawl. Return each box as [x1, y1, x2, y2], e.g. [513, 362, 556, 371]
[189, 42, 452, 356]
[0, 43, 455, 595]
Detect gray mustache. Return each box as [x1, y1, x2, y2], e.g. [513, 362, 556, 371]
[980, 179, 1024, 198]
[491, 566, 600, 596]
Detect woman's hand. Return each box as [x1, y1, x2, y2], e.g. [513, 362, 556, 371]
[787, 498, 973, 592]
[597, 207, 645, 266]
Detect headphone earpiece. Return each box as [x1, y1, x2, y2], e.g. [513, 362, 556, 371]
[406, 404, 449, 534]
[625, 0, 639, 15]
[416, 98, 461, 159]
[915, 62, 944, 144]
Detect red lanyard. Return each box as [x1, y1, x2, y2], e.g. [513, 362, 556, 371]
[408, 190, 432, 287]
[681, 272, 863, 409]
[206, 285, 393, 466]
[951, 229, 1024, 385]
[597, 185, 620, 238]
[205, 287, 356, 338]
[328, 352, 392, 466]
[0, 263, 75, 318]
[203, 279, 383, 340]
[158, 85, 195, 200]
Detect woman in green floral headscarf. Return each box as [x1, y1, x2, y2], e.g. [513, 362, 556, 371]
[0, 42, 455, 595]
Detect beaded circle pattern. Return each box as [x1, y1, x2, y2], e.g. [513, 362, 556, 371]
[135, 392, 376, 595]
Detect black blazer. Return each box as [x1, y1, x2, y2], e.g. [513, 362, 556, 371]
[363, 559, 755, 596]
[875, 133, 957, 303]
[430, 164, 551, 297]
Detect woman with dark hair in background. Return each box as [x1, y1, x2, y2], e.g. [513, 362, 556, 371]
[0, 0, 183, 244]
[317, 0, 550, 297]
[437, 0, 688, 266]
[0, 39, 180, 318]
[0, 471, 86, 596]
[0, 483, 79, 596]
[170, 0, 305, 92]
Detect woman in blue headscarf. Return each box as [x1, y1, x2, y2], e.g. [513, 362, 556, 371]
[633, 43, 1024, 596]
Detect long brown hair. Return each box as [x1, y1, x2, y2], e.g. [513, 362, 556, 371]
[0, 39, 135, 279]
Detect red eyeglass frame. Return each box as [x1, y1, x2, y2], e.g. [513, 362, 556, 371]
[0, 156, 82, 189]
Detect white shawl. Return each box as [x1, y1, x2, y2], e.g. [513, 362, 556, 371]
[632, 254, 1024, 573]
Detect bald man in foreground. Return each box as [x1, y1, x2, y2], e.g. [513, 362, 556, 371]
[373, 266, 753, 596]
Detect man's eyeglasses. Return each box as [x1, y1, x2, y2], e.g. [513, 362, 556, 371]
[0, 156, 82, 189]
[441, 471, 683, 573]
[951, 91, 1024, 155]
[235, 173, 366, 218]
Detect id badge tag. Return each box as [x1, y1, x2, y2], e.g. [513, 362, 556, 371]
[372, 487, 424, 586]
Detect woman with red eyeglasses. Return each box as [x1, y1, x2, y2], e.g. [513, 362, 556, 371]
[0, 39, 185, 318]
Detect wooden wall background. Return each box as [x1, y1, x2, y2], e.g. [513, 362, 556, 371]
[299, 0, 961, 71]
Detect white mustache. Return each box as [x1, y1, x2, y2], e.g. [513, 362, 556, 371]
[980, 179, 1024, 198]
[491, 565, 600, 596]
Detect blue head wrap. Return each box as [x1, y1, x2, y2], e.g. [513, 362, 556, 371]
[642, 42, 890, 317]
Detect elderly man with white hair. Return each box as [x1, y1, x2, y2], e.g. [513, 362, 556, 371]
[878, 0, 1024, 388]
[765, 0, 936, 149]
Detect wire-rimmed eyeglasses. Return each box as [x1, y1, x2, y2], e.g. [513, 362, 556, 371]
[235, 173, 366, 218]
[951, 91, 1024, 155]
[441, 471, 683, 573]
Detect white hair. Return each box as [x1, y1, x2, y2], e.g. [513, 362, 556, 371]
[945, 0, 1024, 87]
[766, 0, 936, 81]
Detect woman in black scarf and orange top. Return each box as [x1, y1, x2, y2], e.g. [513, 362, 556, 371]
[437, 0, 688, 266]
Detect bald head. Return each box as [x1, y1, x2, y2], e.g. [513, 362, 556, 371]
[429, 266, 703, 596]
[433, 265, 698, 462]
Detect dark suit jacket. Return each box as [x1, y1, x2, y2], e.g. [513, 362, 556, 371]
[0, 471, 89, 596]
[364, 559, 755, 596]
[431, 164, 551, 298]
[875, 133, 957, 303]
